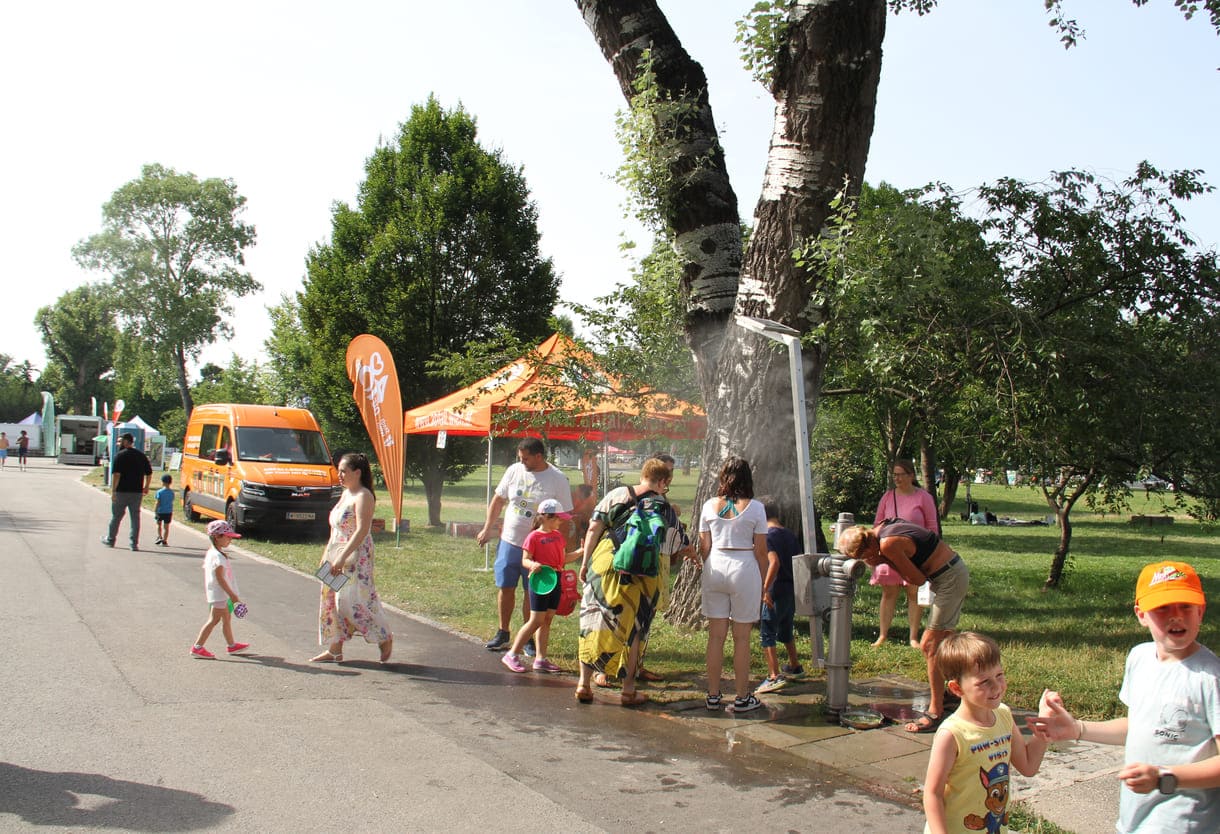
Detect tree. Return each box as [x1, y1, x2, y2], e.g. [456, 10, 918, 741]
[976, 165, 1220, 586]
[73, 163, 259, 416]
[0, 355, 41, 422]
[35, 284, 119, 415]
[815, 182, 1011, 517]
[575, 1, 1220, 623]
[288, 97, 558, 525]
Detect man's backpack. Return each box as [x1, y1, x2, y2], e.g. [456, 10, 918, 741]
[609, 486, 668, 577]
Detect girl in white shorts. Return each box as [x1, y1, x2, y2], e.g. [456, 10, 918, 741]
[697, 456, 769, 714]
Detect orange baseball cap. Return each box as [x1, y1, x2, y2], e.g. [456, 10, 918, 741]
[1135, 561, 1205, 611]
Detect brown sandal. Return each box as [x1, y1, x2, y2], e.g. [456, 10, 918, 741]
[310, 650, 343, 663]
[574, 686, 594, 703]
[620, 691, 649, 707]
[593, 672, 616, 688]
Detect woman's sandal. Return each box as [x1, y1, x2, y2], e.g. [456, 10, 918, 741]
[904, 712, 943, 733]
[620, 691, 649, 708]
[379, 638, 393, 663]
[636, 668, 664, 682]
[593, 672, 616, 688]
[310, 650, 343, 663]
[574, 686, 594, 703]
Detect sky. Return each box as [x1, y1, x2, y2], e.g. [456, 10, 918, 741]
[2, 1, 1217, 377]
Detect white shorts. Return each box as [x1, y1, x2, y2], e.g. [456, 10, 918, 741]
[701, 550, 762, 622]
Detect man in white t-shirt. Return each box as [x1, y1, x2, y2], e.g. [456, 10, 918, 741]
[477, 438, 573, 652]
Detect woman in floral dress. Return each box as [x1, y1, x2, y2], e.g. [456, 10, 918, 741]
[310, 452, 393, 663]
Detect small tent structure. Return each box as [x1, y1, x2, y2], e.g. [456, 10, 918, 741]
[405, 334, 704, 565]
[404, 333, 704, 445]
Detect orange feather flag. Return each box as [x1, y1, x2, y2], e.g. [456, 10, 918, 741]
[345, 335, 405, 529]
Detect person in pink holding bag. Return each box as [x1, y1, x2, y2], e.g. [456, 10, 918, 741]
[869, 458, 939, 647]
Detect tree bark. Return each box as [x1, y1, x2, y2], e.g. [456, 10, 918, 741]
[174, 344, 194, 416]
[422, 467, 445, 528]
[1042, 470, 1093, 588]
[578, 0, 887, 629]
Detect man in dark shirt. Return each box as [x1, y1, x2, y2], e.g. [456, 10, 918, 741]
[102, 432, 153, 551]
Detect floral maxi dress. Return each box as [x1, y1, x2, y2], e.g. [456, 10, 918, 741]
[318, 497, 391, 646]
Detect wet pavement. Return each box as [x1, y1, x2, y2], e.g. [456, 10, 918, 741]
[0, 456, 1122, 833]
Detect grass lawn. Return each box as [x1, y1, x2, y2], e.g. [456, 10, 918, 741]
[89, 465, 1219, 717]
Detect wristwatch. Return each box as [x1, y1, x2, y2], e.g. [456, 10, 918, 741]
[1157, 767, 1178, 795]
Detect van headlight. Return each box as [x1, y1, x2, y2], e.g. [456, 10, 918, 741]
[240, 481, 267, 497]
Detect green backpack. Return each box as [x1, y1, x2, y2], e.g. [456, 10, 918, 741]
[609, 486, 667, 577]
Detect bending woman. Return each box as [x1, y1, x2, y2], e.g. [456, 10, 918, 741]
[837, 520, 969, 732]
[311, 452, 393, 663]
[697, 457, 768, 714]
[870, 458, 939, 647]
[575, 458, 681, 706]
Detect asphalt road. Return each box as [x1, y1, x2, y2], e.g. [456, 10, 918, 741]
[0, 457, 922, 832]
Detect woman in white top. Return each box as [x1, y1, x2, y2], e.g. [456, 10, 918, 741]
[697, 456, 769, 713]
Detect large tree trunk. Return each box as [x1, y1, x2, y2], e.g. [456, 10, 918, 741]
[174, 344, 194, 416]
[939, 461, 960, 521]
[578, 0, 887, 629]
[422, 466, 445, 528]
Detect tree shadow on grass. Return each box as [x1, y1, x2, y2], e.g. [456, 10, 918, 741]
[0, 762, 234, 831]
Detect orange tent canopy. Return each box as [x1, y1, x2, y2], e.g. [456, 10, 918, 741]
[403, 333, 704, 442]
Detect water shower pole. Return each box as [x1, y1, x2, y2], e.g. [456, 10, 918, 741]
[734, 315, 825, 667]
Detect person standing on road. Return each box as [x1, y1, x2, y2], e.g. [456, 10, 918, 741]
[311, 452, 392, 664]
[16, 430, 30, 471]
[101, 432, 153, 551]
[0, 431, 8, 469]
[477, 438, 573, 653]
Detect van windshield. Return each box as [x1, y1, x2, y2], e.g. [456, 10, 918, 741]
[235, 427, 331, 465]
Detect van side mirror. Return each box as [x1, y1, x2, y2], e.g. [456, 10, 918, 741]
[214, 448, 232, 466]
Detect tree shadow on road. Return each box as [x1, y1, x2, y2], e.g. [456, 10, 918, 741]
[0, 762, 234, 831]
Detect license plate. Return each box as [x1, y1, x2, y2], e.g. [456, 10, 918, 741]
[286, 512, 316, 521]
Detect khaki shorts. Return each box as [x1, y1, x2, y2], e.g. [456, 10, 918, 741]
[927, 558, 969, 631]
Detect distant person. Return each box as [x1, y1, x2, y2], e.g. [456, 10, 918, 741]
[0, 431, 8, 469]
[477, 438, 573, 654]
[154, 474, 175, 546]
[1028, 561, 1220, 833]
[698, 456, 768, 714]
[870, 458, 939, 648]
[580, 448, 600, 488]
[756, 497, 804, 694]
[312, 452, 392, 663]
[921, 632, 1048, 834]
[16, 430, 29, 471]
[190, 520, 249, 658]
[569, 483, 596, 551]
[837, 519, 970, 733]
[101, 432, 153, 551]
[499, 499, 581, 674]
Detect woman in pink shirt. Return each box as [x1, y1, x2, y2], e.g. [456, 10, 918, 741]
[868, 458, 939, 647]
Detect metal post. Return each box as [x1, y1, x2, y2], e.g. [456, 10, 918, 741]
[480, 432, 494, 572]
[816, 512, 866, 718]
[735, 315, 826, 667]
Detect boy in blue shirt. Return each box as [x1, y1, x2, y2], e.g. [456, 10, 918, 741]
[154, 474, 175, 546]
[757, 497, 804, 693]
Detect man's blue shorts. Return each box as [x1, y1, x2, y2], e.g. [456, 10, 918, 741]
[759, 591, 796, 648]
[493, 539, 528, 590]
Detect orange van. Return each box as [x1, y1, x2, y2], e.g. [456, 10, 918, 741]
[181, 404, 341, 536]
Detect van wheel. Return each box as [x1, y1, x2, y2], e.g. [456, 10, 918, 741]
[225, 501, 242, 533]
[184, 490, 202, 522]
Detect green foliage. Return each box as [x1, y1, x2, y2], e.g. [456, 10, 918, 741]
[734, 1, 796, 87]
[283, 96, 557, 519]
[190, 355, 274, 406]
[567, 236, 702, 409]
[613, 50, 714, 233]
[35, 284, 119, 415]
[0, 355, 42, 421]
[811, 399, 887, 521]
[73, 163, 259, 414]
